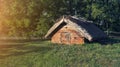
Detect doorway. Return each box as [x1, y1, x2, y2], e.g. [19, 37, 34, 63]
[60, 32, 71, 44]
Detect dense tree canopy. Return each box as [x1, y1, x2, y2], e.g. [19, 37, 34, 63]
[0, 0, 119, 37]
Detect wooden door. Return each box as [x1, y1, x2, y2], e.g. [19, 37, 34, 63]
[60, 32, 71, 44]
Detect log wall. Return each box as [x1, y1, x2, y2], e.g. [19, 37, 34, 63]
[51, 25, 84, 44]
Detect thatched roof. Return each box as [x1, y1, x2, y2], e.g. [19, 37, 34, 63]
[45, 16, 107, 41]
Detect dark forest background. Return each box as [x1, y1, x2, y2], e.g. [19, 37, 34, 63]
[0, 0, 120, 38]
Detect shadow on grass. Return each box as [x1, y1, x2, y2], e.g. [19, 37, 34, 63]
[0, 44, 26, 48]
[0, 44, 53, 59]
[0, 39, 48, 43]
[96, 38, 120, 45]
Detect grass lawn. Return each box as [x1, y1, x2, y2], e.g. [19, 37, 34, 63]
[0, 39, 120, 67]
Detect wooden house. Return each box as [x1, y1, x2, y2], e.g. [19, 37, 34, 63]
[45, 16, 107, 44]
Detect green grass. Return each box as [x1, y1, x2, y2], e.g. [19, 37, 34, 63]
[0, 40, 120, 67]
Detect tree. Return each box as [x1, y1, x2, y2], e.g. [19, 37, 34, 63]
[0, 0, 119, 38]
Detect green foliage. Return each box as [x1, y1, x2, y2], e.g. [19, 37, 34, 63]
[0, 0, 119, 37]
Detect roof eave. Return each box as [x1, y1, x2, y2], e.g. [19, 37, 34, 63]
[45, 16, 65, 38]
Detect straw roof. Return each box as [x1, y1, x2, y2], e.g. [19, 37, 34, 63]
[45, 16, 107, 41]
